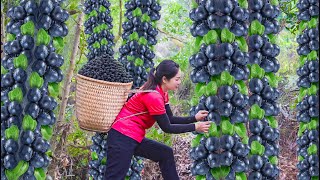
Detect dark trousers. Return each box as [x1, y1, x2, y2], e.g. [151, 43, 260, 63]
[104, 128, 179, 180]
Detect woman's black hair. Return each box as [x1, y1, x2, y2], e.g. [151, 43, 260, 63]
[141, 60, 180, 90]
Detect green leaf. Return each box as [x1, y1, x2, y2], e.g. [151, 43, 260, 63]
[242, 136, 249, 144]
[269, 156, 278, 165]
[5, 161, 29, 180]
[8, 87, 23, 103]
[93, 26, 100, 33]
[21, 21, 35, 36]
[266, 116, 278, 128]
[299, 21, 308, 33]
[195, 83, 206, 98]
[307, 51, 318, 60]
[250, 64, 265, 79]
[134, 58, 144, 66]
[311, 177, 319, 180]
[209, 122, 219, 137]
[141, 13, 151, 22]
[101, 157, 107, 165]
[298, 155, 304, 161]
[99, 5, 106, 12]
[93, 42, 100, 49]
[308, 84, 318, 95]
[53, 37, 64, 53]
[5, 125, 19, 141]
[89, 10, 98, 17]
[91, 152, 98, 160]
[308, 17, 318, 28]
[36, 29, 51, 45]
[41, 125, 53, 141]
[211, 167, 221, 180]
[270, 0, 279, 5]
[48, 83, 60, 97]
[13, 54, 28, 70]
[235, 80, 248, 95]
[132, 8, 142, 17]
[196, 175, 206, 180]
[308, 118, 318, 130]
[250, 20, 264, 35]
[221, 28, 235, 43]
[190, 96, 199, 106]
[235, 172, 247, 180]
[205, 81, 217, 96]
[193, 36, 203, 53]
[221, 120, 234, 135]
[298, 122, 308, 137]
[1, 66, 8, 75]
[258, 24, 265, 35]
[251, 141, 265, 155]
[129, 32, 139, 41]
[46, 150, 53, 157]
[7, 33, 16, 41]
[100, 24, 107, 30]
[235, 37, 248, 52]
[191, 134, 203, 147]
[191, 0, 198, 8]
[22, 115, 37, 131]
[220, 166, 231, 179]
[238, 0, 248, 8]
[265, 73, 278, 88]
[234, 123, 247, 138]
[127, 55, 135, 61]
[267, 34, 277, 44]
[29, 72, 44, 88]
[203, 30, 218, 45]
[307, 144, 317, 155]
[249, 104, 265, 120]
[34, 168, 46, 180]
[298, 88, 308, 102]
[220, 71, 234, 86]
[299, 56, 308, 67]
[138, 37, 148, 46]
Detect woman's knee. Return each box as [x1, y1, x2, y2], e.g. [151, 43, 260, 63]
[162, 146, 174, 159]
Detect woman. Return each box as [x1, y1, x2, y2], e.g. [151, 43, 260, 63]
[104, 60, 211, 180]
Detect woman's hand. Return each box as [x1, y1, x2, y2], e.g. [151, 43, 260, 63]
[195, 110, 209, 121]
[195, 121, 211, 133]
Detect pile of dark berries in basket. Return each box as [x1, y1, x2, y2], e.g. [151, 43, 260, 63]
[79, 54, 133, 83]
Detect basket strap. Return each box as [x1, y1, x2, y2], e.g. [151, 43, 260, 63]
[127, 89, 159, 94]
[111, 111, 149, 127]
[117, 111, 149, 121]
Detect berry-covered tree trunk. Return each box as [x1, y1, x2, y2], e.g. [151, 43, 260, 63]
[247, 0, 281, 179]
[295, 0, 319, 179]
[118, 0, 161, 89]
[188, 0, 251, 179]
[1, 0, 69, 179]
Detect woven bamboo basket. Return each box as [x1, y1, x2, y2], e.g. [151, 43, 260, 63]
[75, 74, 133, 132]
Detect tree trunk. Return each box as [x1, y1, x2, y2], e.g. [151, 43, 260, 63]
[1, 11, 6, 58]
[57, 12, 84, 123]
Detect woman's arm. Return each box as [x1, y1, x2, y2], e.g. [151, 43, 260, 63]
[153, 113, 195, 134]
[165, 104, 197, 124]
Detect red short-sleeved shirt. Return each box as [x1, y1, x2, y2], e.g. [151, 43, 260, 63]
[111, 85, 169, 143]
